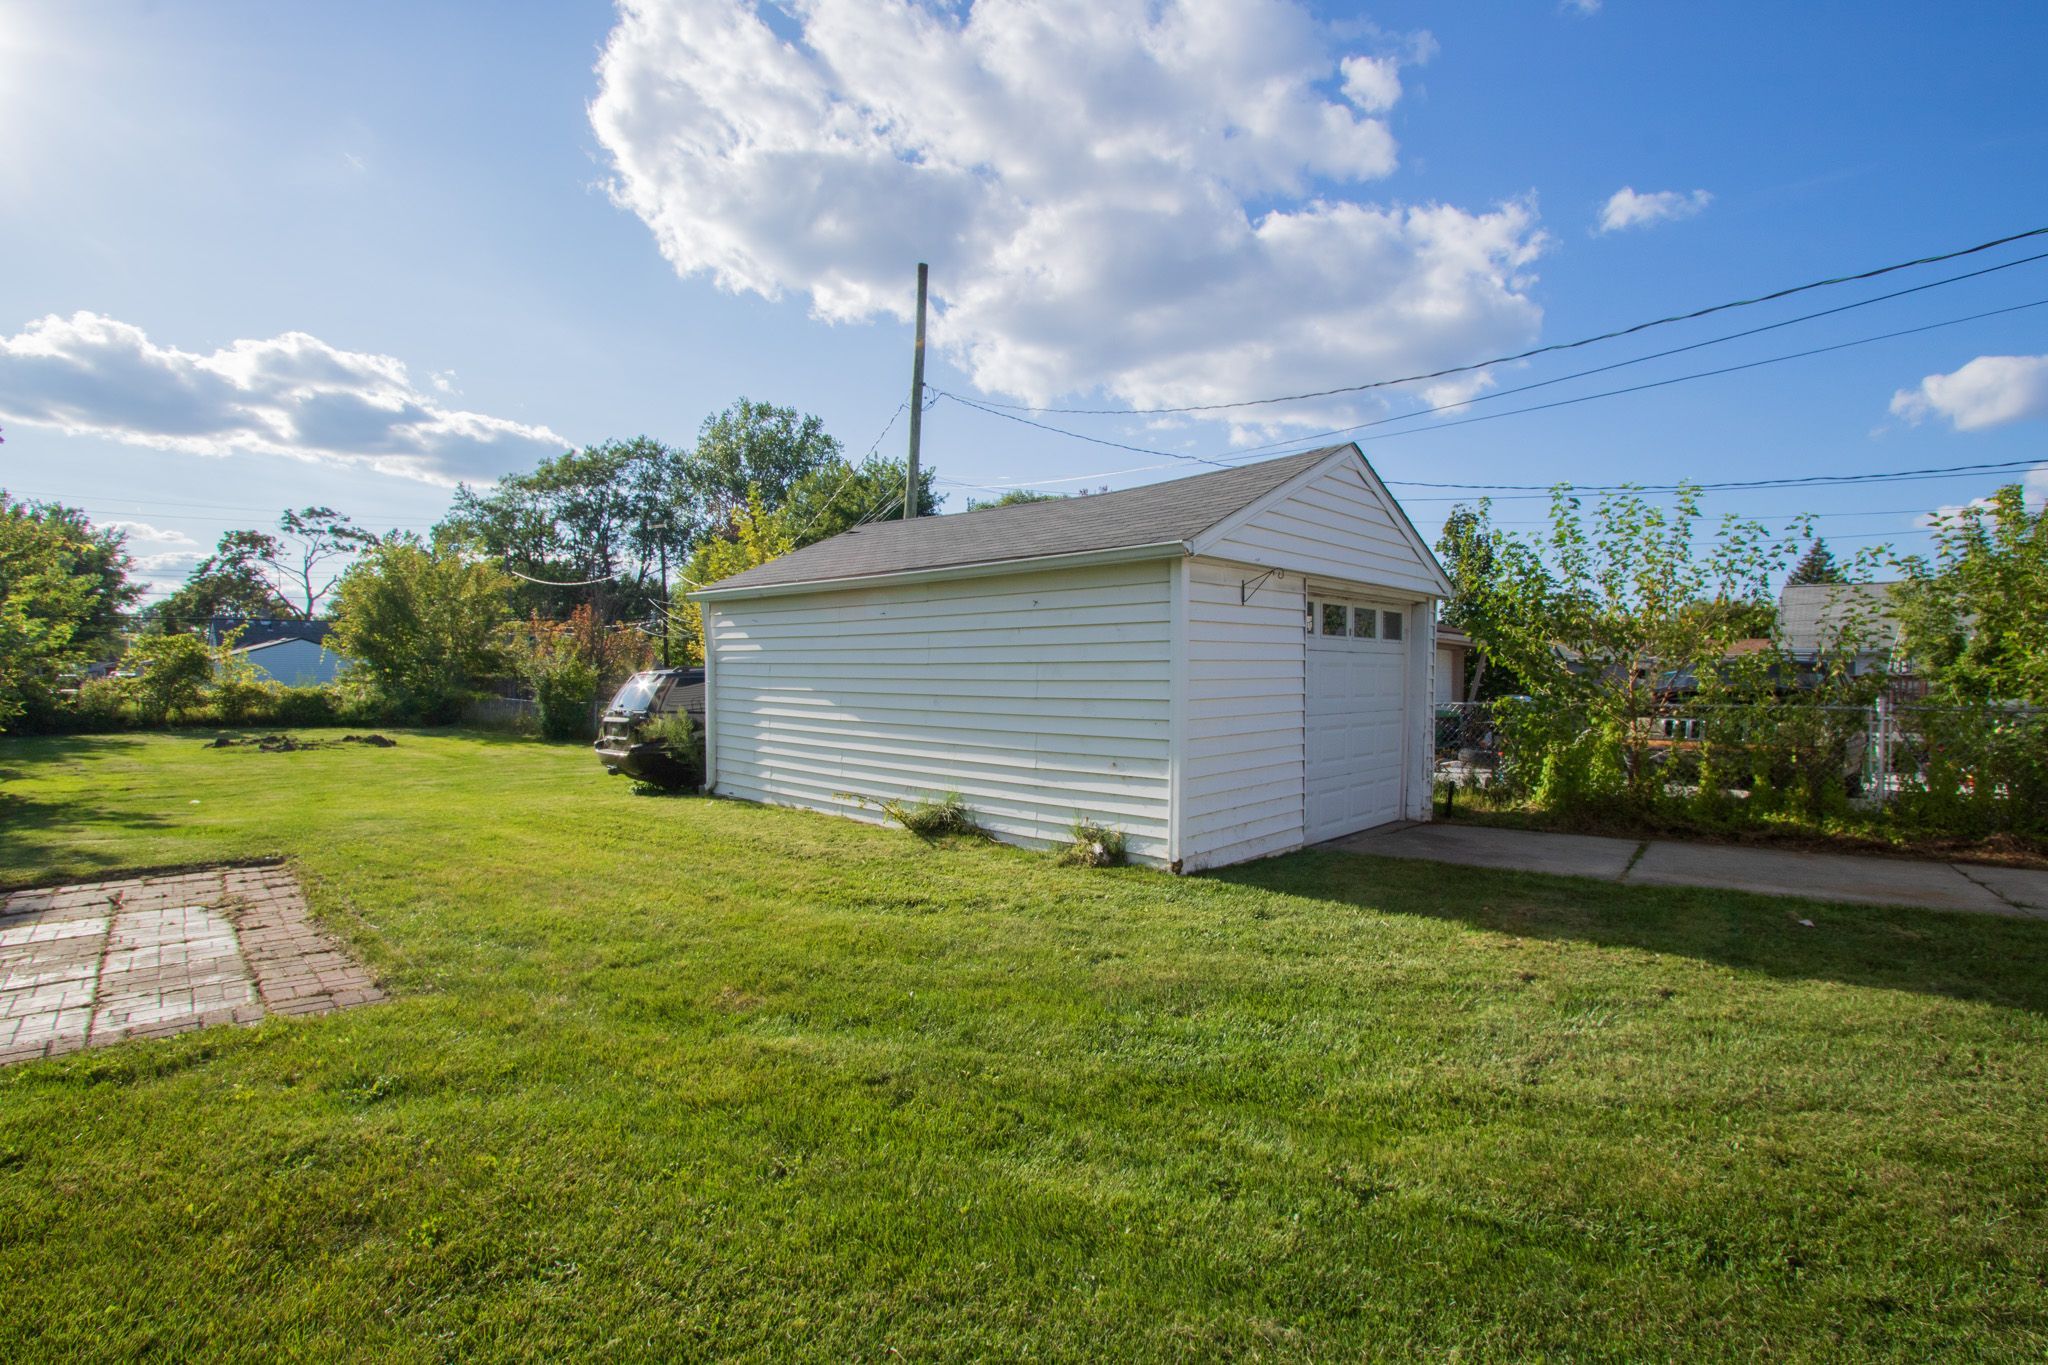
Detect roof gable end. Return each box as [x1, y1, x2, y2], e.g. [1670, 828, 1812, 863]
[1188, 445, 1451, 597]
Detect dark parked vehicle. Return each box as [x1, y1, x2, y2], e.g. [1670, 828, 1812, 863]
[593, 668, 705, 786]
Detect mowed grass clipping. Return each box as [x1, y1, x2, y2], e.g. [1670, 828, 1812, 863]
[2, 731, 2045, 1360]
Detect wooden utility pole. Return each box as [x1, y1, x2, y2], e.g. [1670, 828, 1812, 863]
[905, 262, 928, 520]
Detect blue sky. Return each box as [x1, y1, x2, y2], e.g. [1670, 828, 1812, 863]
[3, 0, 2045, 605]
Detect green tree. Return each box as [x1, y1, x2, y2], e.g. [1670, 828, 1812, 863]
[1786, 537, 1845, 586]
[147, 529, 297, 632]
[782, 456, 938, 546]
[0, 492, 140, 730]
[442, 438, 692, 624]
[669, 493, 792, 664]
[329, 537, 516, 721]
[268, 507, 379, 616]
[687, 399, 840, 531]
[1434, 503, 1541, 701]
[1453, 488, 1853, 814]
[122, 631, 217, 724]
[1894, 484, 2048, 706]
[966, 489, 1062, 511]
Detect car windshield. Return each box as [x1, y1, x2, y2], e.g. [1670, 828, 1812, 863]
[607, 673, 666, 713]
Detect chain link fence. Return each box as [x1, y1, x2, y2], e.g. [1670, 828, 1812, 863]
[1433, 695, 2044, 821]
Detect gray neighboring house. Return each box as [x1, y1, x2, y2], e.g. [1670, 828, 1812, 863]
[206, 617, 347, 687]
[235, 636, 347, 688]
[1778, 582, 1904, 675]
[690, 443, 1453, 872]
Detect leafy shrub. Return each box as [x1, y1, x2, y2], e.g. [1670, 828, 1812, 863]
[528, 655, 599, 740]
[877, 792, 980, 838]
[125, 633, 215, 723]
[270, 686, 342, 728]
[68, 677, 134, 730]
[640, 710, 703, 789]
[210, 646, 282, 726]
[1055, 818, 1127, 867]
[511, 606, 646, 742]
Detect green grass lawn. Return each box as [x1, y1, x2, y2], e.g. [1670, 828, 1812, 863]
[3, 732, 2046, 1361]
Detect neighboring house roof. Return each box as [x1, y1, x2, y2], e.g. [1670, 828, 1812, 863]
[209, 616, 331, 649]
[1435, 626, 1473, 649]
[701, 445, 1432, 596]
[1777, 582, 1901, 655]
[234, 637, 328, 656]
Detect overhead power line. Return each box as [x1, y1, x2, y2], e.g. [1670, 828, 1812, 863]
[937, 294, 2048, 479]
[782, 398, 911, 546]
[504, 566, 623, 587]
[960, 224, 2048, 416]
[1392, 456, 2048, 497]
[1196, 251, 2048, 465]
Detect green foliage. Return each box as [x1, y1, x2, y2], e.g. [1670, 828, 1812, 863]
[689, 397, 841, 531]
[1434, 503, 1529, 701]
[1452, 489, 1886, 826]
[329, 537, 515, 722]
[1786, 537, 1845, 586]
[442, 437, 691, 623]
[781, 455, 938, 545]
[209, 640, 284, 726]
[123, 632, 217, 724]
[876, 791, 980, 839]
[642, 709, 703, 787]
[967, 489, 1064, 511]
[1894, 483, 2048, 708]
[670, 492, 793, 664]
[66, 676, 134, 730]
[269, 507, 379, 616]
[0, 492, 140, 730]
[145, 528, 296, 633]
[1883, 705, 2048, 838]
[1055, 817, 1127, 867]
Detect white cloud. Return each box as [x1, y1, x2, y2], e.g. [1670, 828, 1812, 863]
[1563, 0, 1602, 15]
[1923, 464, 2048, 523]
[133, 549, 205, 573]
[101, 521, 197, 546]
[1340, 55, 1402, 112]
[1890, 354, 2048, 432]
[0, 312, 568, 483]
[1597, 186, 1712, 233]
[589, 0, 1545, 417]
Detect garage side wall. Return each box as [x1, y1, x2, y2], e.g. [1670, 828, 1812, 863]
[1178, 557, 1307, 872]
[708, 559, 1175, 865]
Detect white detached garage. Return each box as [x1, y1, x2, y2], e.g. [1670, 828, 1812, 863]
[691, 443, 1449, 872]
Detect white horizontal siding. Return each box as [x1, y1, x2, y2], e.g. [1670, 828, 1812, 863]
[1197, 459, 1444, 598]
[1176, 558, 1306, 871]
[710, 558, 1174, 865]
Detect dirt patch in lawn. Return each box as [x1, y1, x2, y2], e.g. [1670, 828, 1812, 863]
[206, 733, 398, 752]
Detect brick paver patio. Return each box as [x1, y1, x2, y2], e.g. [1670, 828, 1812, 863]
[0, 864, 382, 1066]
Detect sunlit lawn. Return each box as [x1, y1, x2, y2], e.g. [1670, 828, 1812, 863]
[2, 731, 2045, 1360]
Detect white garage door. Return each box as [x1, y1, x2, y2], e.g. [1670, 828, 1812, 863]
[1304, 598, 1408, 843]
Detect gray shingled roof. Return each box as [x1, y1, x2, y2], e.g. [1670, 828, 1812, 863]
[703, 445, 1347, 594]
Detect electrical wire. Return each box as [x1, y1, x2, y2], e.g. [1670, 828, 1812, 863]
[934, 295, 2048, 481]
[504, 566, 623, 587]
[958, 224, 2048, 416]
[782, 399, 911, 545]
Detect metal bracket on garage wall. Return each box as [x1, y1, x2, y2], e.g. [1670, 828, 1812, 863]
[1240, 568, 1280, 605]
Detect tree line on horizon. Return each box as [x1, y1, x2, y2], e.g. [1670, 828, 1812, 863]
[143, 397, 941, 638]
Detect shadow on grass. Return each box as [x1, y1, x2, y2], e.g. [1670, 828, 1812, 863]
[1213, 848, 2048, 1015]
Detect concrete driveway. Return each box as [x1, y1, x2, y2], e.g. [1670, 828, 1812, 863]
[1331, 822, 2048, 918]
